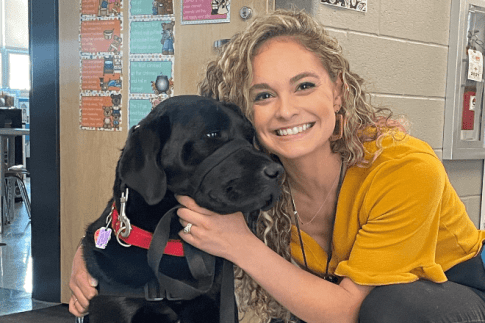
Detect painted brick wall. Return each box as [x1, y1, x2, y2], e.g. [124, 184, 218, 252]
[276, 0, 483, 227]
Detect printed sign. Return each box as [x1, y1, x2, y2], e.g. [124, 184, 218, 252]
[181, 0, 230, 24]
[468, 49, 483, 82]
[81, 19, 122, 54]
[80, 95, 122, 130]
[129, 99, 154, 128]
[321, 0, 367, 12]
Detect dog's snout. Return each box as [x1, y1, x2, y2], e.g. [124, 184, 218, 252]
[263, 163, 283, 179]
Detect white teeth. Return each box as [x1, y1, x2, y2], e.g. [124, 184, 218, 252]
[276, 123, 312, 136]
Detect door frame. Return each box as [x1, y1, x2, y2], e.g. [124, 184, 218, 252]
[29, 0, 61, 302]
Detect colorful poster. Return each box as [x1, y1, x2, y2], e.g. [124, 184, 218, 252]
[80, 19, 123, 54]
[129, 99, 153, 128]
[80, 0, 124, 131]
[80, 94, 122, 130]
[130, 60, 173, 94]
[81, 0, 122, 17]
[181, 0, 230, 24]
[131, 0, 174, 16]
[130, 20, 174, 55]
[321, 0, 367, 12]
[81, 56, 122, 92]
[128, 2, 175, 128]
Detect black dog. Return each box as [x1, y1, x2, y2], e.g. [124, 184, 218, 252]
[82, 95, 283, 323]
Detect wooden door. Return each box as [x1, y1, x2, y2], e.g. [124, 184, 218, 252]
[59, 0, 274, 316]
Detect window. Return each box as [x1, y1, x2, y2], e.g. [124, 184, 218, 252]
[0, 0, 30, 90]
[9, 53, 29, 90]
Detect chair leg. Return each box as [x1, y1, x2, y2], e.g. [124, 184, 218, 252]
[3, 178, 13, 224]
[15, 178, 31, 219]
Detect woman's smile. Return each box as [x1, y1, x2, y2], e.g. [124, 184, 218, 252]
[275, 122, 315, 137]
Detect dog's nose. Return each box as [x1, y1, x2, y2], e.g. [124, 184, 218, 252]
[263, 163, 283, 179]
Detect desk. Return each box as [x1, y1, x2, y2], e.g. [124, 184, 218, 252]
[0, 128, 29, 234]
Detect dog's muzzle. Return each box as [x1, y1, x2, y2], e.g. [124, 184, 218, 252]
[188, 139, 254, 196]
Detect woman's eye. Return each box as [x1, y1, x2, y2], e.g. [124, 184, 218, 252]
[297, 82, 315, 91]
[253, 92, 272, 102]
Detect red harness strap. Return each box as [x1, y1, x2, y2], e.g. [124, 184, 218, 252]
[111, 205, 184, 257]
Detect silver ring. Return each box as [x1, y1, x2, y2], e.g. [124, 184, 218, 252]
[183, 223, 193, 234]
[74, 298, 78, 303]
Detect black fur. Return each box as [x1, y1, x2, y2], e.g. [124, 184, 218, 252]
[82, 95, 283, 323]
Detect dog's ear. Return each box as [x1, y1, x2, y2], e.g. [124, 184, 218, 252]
[220, 101, 256, 140]
[119, 117, 170, 205]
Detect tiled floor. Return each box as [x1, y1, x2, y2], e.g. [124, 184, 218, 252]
[0, 178, 60, 316]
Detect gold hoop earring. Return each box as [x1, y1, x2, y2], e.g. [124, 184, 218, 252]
[330, 113, 346, 141]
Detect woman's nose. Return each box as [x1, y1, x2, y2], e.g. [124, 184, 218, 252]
[275, 95, 299, 119]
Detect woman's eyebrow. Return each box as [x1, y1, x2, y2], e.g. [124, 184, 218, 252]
[290, 72, 319, 84]
[249, 72, 319, 92]
[249, 83, 271, 91]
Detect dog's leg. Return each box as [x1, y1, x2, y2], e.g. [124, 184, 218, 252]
[89, 296, 179, 323]
[176, 296, 219, 323]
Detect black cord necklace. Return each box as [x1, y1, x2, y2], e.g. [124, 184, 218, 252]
[290, 161, 345, 284]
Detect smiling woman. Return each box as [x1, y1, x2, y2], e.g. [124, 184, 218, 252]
[194, 8, 485, 323]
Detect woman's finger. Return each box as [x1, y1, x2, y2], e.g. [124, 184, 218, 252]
[69, 293, 88, 317]
[177, 205, 203, 225]
[175, 195, 213, 215]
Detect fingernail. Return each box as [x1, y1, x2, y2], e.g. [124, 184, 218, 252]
[90, 277, 98, 287]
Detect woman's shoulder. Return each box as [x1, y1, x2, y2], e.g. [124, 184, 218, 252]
[362, 130, 439, 166]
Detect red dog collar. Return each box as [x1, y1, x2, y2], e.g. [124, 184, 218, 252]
[111, 204, 184, 256]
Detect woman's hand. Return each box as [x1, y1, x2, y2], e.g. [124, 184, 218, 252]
[68, 244, 98, 317]
[176, 195, 253, 262]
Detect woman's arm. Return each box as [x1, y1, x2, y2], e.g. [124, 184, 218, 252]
[68, 244, 98, 317]
[176, 196, 373, 323]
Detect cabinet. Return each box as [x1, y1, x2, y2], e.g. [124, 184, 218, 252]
[444, 0, 485, 159]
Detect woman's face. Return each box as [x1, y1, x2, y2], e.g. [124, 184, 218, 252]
[249, 37, 342, 161]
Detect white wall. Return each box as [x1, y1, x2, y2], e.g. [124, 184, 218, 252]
[276, 0, 483, 227]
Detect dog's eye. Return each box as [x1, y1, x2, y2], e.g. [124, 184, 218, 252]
[205, 131, 221, 139]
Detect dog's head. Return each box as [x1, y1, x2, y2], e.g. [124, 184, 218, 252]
[118, 95, 283, 215]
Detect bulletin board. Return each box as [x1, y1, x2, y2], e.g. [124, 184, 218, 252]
[79, 0, 176, 131]
[79, 0, 124, 130]
[128, 1, 175, 128]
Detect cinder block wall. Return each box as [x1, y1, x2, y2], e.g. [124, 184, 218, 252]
[276, 0, 483, 227]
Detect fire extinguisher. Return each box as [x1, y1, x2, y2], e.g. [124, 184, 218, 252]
[462, 86, 476, 131]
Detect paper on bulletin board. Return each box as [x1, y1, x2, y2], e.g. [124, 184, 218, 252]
[81, 56, 122, 92]
[130, 60, 173, 94]
[129, 99, 153, 128]
[79, 0, 124, 131]
[321, 0, 367, 12]
[128, 1, 175, 128]
[81, 0, 122, 17]
[181, 0, 230, 24]
[80, 94, 122, 130]
[130, 0, 174, 16]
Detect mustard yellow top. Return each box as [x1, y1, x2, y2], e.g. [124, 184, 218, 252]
[291, 133, 485, 286]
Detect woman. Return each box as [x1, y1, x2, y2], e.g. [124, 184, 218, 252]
[70, 10, 485, 323]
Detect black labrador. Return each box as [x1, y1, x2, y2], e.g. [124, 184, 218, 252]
[81, 95, 283, 323]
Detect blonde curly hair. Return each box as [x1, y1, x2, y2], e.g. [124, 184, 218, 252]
[199, 9, 400, 323]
